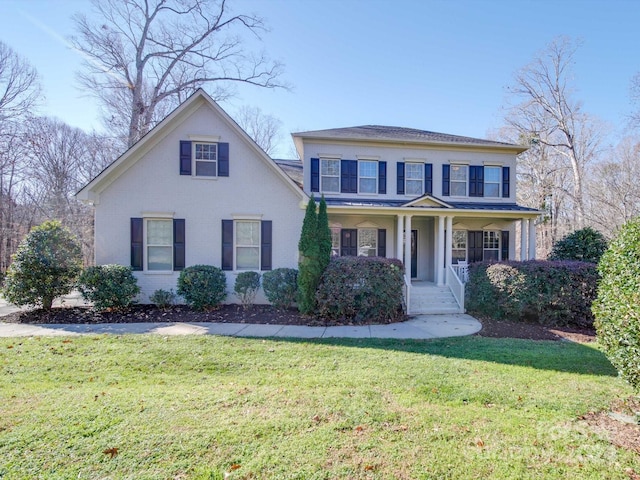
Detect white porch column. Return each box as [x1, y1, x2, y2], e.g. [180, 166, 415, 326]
[404, 215, 412, 283]
[445, 216, 453, 272]
[528, 218, 537, 260]
[520, 218, 528, 261]
[437, 215, 445, 286]
[396, 215, 405, 260]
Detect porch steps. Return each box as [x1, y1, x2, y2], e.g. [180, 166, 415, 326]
[409, 283, 462, 315]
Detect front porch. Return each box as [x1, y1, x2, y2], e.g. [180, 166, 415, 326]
[328, 208, 540, 315]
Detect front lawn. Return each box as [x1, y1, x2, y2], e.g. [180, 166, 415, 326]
[1, 335, 638, 479]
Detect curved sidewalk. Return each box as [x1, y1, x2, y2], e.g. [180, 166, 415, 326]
[0, 314, 482, 339]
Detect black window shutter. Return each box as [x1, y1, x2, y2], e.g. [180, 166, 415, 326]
[341, 160, 357, 193]
[310, 158, 320, 192]
[397, 162, 405, 194]
[173, 219, 185, 271]
[261, 220, 272, 271]
[179, 141, 191, 175]
[502, 166, 510, 198]
[378, 161, 387, 194]
[218, 142, 229, 177]
[442, 165, 450, 196]
[501, 230, 510, 261]
[131, 218, 143, 271]
[377, 229, 387, 257]
[222, 220, 234, 270]
[469, 166, 484, 197]
[424, 163, 433, 195]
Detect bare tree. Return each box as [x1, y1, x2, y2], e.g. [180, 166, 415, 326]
[505, 37, 602, 230]
[71, 0, 286, 148]
[233, 105, 282, 155]
[0, 41, 40, 123]
[587, 137, 640, 237]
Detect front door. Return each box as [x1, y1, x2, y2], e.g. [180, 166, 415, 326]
[468, 231, 483, 263]
[411, 230, 418, 278]
[340, 229, 358, 256]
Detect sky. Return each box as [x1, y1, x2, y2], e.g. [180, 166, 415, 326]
[0, 0, 638, 158]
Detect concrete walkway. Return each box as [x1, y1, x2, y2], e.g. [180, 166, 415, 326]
[0, 296, 482, 339]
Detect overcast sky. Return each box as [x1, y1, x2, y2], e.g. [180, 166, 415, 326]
[1, 0, 638, 157]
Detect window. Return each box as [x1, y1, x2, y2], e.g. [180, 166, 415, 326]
[194, 143, 217, 177]
[484, 166, 501, 197]
[235, 221, 260, 270]
[452, 230, 467, 262]
[450, 165, 467, 196]
[321, 159, 340, 192]
[147, 219, 173, 270]
[483, 231, 500, 261]
[331, 228, 340, 256]
[358, 229, 377, 257]
[405, 163, 423, 195]
[359, 161, 377, 194]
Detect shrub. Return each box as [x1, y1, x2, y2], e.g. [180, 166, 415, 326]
[297, 196, 320, 314]
[262, 268, 298, 310]
[78, 265, 140, 311]
[234, 271, 261, 309]
[177, 265, 227, 310]
[150, 289, 176, 309]
[466, 260, 598, 328]
[548, 227, 607, 263]
[316, 256, 404, 324]
[2, 221, 82, 309]
[593, 218, 640, 391]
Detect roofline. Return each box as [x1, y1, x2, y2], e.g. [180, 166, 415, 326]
[310, 202, 543, 218]
[77, 89, 307, 203]
[291, 132, 528, 155]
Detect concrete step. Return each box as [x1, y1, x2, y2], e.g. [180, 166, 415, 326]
[409, 284, 463, 314]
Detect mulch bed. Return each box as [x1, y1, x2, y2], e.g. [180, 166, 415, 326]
[2, 304, 597, 342]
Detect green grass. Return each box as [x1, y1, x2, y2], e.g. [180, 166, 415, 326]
[0, 335, 638, 479]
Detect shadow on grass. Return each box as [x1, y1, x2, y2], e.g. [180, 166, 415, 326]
[271, 335, 618, 377]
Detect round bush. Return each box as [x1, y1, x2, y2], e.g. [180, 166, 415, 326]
[593, 218, 640, 391]
[177, 265, 227, 310]
[262, 268, 298, 310]
[2, 221, 82, 309]
[316, 257, 404, 324]
[548, 227, 607, 263]
[234, 271, 261, 309]
[78, 264, 140, 311]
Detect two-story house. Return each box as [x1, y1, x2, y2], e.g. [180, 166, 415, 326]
[77, 89, 540, 314]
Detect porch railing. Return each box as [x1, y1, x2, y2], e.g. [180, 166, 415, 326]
[446, 265, 465, 313]
[403, 275, 411, 314]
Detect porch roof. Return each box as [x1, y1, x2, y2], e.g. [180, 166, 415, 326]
[323, 197, 541, 214]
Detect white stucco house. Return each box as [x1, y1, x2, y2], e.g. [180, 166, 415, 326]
[77, 89, 540, 313]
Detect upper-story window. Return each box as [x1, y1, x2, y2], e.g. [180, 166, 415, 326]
[179, 140, 229, 177]
[405, 163, 424, 195]
[484, 166, 501, 197]
[359, 161, 378, 194]
[321, 159, 340, 192]
[450, 165, 467, 196]
[194, 143, 217, 176]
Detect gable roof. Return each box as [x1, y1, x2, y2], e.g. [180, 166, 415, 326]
[292, 125, 527, 153]
[76, 89, 306, 204]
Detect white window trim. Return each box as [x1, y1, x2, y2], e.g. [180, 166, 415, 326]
[450, 164, 468, 197]
[452, 229, 467, 262]
[234, 220, 261, 271]
[483, 230, 501, 260]
[483, 166, 501, 198]
[188, 134, 221, 142]
[193, 142, 218, 178]
[320, 158, 340, 193]
[358, 160, 378, 195]
[404, 161, 424, 196]
[357, 228, 378, 257]
[144, 218, 173, 273]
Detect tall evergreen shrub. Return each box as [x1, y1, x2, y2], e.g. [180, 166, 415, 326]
[297, 196, 320, 314]
[593, 218, 640, 391]
[317, 195, 332, 272]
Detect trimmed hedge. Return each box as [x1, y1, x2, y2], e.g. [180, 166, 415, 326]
[316, 256, 404, 324]
[593, 218, 640, 391]
[234, 271, 261, 309]
[78, 265, 140, 311]
[465, 260, 598, 328]
[548, 227, 607, 264]
[262, 268, 298, 310]
[177, 265, 227, 310]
